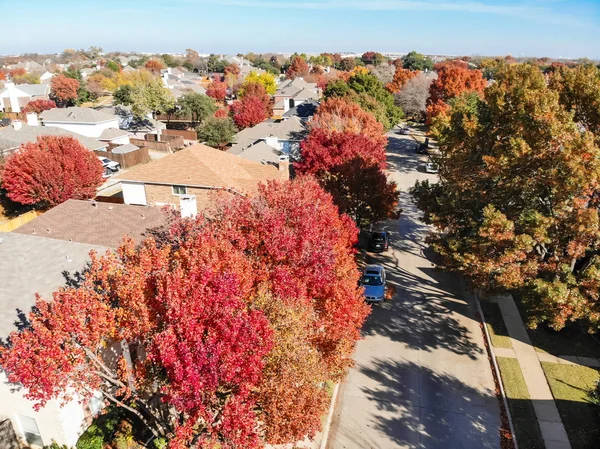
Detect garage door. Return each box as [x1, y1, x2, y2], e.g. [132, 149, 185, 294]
[123, 183, 147, 205]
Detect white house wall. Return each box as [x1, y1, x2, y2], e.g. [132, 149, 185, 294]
[42, 119, 120, 138]
[0, 372, 87, 447]
[122, 182, 148, 206]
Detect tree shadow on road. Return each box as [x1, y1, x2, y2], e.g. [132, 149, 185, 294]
[355, 358, 500, 449]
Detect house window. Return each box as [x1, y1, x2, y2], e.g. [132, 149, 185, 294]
[18, 415, 43, 447]
[172, 185, 187, 195]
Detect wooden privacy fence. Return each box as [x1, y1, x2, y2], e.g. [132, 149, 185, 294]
[0, 210, 42, 232]
[162, 128, 198, 141]
[130, 134, 184, 152]
[97, 146, 150, 169]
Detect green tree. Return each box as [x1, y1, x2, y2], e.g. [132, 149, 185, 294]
[411, 63, 600, 330]
[105, 61, 120, 72]
[176, 92, 217, 126]
[129, 77, 175, 117]
[197, 116, 237, 149]
[402, 51, 434, 71]
[162, 53, 181, 68]
[113, 84, 134, 106]
[253, 59, 280, 75]
[346, 72, 404, 129]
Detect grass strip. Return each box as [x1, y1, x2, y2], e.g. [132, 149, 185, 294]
[542, 362, 600, 449]
[481, 301, 513, 349]
[497, 357, 545, 449]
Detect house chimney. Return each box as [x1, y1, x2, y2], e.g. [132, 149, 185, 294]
[26, 112, 39, 127]
[278, 155, 290, 179]
[12, 120, 22, 131]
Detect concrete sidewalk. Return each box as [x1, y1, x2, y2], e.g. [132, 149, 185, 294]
[490, 294, 571, 449]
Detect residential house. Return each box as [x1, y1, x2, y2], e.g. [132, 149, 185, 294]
[0, 83, 50, 113]
[0, 232, 109, 448]
[282, 100, 319, 120]
[115, 143, 288, 214]
[39, 71, 55, 83]
[272, 78, 321, 117]
[15, 199, 167, 248]
[7, 61, 45, 73]
[162, 70, 207, 98]
[40, 107, 120, 138]
[227, 116, 307, 164]
[0, 118, 108, 158]
[100, 105, 166, 139]
[98, 127, 132, 146]
[80, 68, 95, 79]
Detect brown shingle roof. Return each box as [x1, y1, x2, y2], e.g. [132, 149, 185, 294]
[115, 144, 286, 193]
[15, 199, 167, 248]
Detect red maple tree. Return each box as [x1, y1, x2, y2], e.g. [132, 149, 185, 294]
[145, 59, 165, 75]
[206, 75, 228, 102]
[0, 176, 369, 448]
[1, 135, 104, 208]
[22, 99, 57, 114]
[50, 74, 80, 106]
[231, 95, 267, 129]
[9, 67, 26, 78]
[310, 98, 387, 147]
[296, 128, 387, 175]
[426, 65, 486, 122]
[286, 56, 309, 79]
[224, 63, 240, 77]
[386, 67, 420, 93]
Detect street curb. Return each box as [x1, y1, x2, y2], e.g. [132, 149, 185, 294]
[319, 383, 340, 449]
[475, 293, 519, 449]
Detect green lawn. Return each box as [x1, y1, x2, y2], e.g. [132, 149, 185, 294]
[481, 301, 513, 349]
[514, 293, 600, 358]
[497, 357, 545, 449]
[542, 362, 600, 449]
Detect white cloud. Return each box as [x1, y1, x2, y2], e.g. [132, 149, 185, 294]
[180, 0, 584, 26]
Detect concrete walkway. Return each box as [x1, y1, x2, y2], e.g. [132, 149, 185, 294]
[490, 294, 572, 449]
[493, 345, 600, 369]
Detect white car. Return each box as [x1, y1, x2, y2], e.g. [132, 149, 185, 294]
[425, 163, 439, 174]
[98, 157, 121, 172]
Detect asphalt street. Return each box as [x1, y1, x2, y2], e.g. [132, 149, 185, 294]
[326, 131, 501, 449]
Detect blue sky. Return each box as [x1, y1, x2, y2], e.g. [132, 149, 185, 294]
[2, 0, 599, 58]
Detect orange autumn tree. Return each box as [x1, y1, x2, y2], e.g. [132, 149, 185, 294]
[386, 67, 420, 93]
[310, 97, 387, 148]
[145, 59, 165, 75]
[426, 65, 486, 122]
[50, 74, 80, 107]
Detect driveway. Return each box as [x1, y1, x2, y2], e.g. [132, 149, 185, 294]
[326, 132, 501, 449]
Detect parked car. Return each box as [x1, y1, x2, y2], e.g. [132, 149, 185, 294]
[397, 127, 411, 135]
[360, 265, 386, 303]
[425, 162, 439, 174]
[368, 231, 389, 252]
[98, 157, 121, 173]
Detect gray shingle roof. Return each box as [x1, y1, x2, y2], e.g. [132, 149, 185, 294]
[234, 141, 281, 165]
[14, 83, 50, 97]
[99, 128, 130, 140]
[41, 107, 118, 124]
[282, 101, 319, 118]
[112, 143, 139, 154]
[228, 117, 307, 154]
[0, 232, 109, 339]
[0, 124, 108, 153]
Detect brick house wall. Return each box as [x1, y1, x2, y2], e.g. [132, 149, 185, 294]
[144, 184, 222, 211]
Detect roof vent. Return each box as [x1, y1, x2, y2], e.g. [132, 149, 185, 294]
[107, 206, 113, 210]
[65, 255, 73, 263]
[92, 201, 98, 207]
[141, 214, 145, 219]
[0, 237, 3, 244]
[46, 228, 51, 233]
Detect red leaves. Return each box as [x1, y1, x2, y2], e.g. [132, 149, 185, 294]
[206, 75, 228, 102]
[386, 67, 420, 93]
[310, 97, 387, 148]
[22, 99, 57, 114]
[297, 128, 387, 175]
[2, 135, 104, 208]
[50, 74, 79, 104]
[0, 176, 369, 447]
[286, 56, 309, 79]
[427, 65, 486, 122]
[231, 95, 268, 129]
[144, 59, 165, 75]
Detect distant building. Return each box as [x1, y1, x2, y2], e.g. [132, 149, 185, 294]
[0, 82, 50, 113]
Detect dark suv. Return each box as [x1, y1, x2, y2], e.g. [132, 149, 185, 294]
[368, 231, 389, 252]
